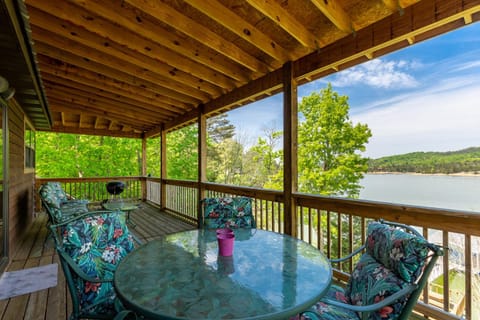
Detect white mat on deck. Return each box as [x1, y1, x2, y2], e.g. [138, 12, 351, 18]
[0, 263, 58, 300]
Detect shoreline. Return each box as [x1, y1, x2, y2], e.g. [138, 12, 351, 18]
[367, 171, 480, 177]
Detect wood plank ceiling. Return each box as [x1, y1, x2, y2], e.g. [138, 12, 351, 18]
[21, 0, 480, 138]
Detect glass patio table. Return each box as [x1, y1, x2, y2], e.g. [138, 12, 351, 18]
[102, 200, 138, 227]
[114, 229, 332, 320]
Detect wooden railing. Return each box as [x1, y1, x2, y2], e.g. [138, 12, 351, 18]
[35, 177, 144, 210]
[35, 176, 480, 320]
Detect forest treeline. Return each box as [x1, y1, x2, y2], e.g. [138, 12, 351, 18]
[36, 85, 371, 198]
[368, 147, 480, 174]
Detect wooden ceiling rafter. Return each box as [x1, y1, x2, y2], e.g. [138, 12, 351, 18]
[42, 76, 181, 119]
[26, 1, 240, 89]
[32, 28, 213, 102]
[39, 65, 188, 114]
[37, 56, 193, 111]
[382, 0, 403, 12]
[13, 0, 479, 138]
[28, 7, 227, 98]
[124, 0, 272, 73]
[48, 98, 151, 129]
[62, 0, 253, 82]
[45, 86, 170, 126]
[34, 42, 201, 106]
[310, 0, 354, 32]
[245, 0, 323, 49]
[46, 95, 165, 132]
[181, 0, 290, 63]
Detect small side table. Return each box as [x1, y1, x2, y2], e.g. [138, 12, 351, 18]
[102, 201, 139, 227]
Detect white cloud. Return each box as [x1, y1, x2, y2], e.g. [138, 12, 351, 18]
[353, 81, 480, 158]
[331, 59, 420, 89]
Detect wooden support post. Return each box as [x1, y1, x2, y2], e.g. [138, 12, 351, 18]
[197, 105, 207, 228]
[160, 126, 167, 210]
[283, 62, 298, 237]
[141, 135, 147, 201]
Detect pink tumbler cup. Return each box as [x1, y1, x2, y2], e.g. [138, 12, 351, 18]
[216, 228, 234, 236]
[217, 233, 235, 256]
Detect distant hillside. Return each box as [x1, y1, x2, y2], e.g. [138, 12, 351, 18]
[368, 147, 480, 174]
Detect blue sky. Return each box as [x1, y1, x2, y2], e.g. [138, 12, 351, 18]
[227, 21, 480, 159]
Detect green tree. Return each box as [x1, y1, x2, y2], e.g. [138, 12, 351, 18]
[215, 138, 244, 184]
[146, 136, 161, 177]
[245, 129, 283, 189]
[298, 84, 371, 197]
[207, 114, 238, 183]
[36, 133, 142, 178]
[207, 113, 235, 144]
[167, 124, 198, 180]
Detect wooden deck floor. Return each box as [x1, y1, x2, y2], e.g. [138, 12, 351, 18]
[0, 202, 195, 320]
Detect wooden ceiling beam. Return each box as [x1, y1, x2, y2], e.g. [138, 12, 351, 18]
[310, 0, 353, 32]
[48, 98, 155, 131]
[38, 62, 188, 114]
[94, 117, 100, 130]
[27, 6, 231, 95]
[39, 125, 143, 139]
[245, 0, 323, 49]
[62, 0, 253, 83]
[42, 76, 181, 118]
[78, 113, 84, 128]
[382, 0, 402, 12]
[125, 0, 271, 73]
[37, 56, 192, 111]
[34, 42, 201, 106]
[26, 2, 239, 88]
[182, 0, 289, 62]
[32, 28, 212, 102]
[45, 87, 168, 125]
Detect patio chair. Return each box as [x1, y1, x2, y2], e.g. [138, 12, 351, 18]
[50, 210, 136, 320]
[296, 219, 443, 320]
[201, 196, 256, 229]
[39, 181, 89, 224]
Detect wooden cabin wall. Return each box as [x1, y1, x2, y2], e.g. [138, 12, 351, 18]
[7, 99, 35, 257]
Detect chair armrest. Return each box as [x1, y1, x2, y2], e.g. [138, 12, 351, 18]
[57, 249, 113, 283]
[330, 244, 366, 264]
[322, 284, 417, 312]
[131, 234, 143, 246]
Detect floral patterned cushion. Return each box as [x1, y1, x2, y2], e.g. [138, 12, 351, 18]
[366, 222, 431, 283]
[61, 212, 135, 313]
[40, 182, 89, 223]
[39, 182, 67, 209]
[346, 253, 409, 320]
[291, 285, 359, 320]
[202, 197, 255, 229]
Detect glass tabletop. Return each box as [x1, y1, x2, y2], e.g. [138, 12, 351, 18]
[102, 200, 138, 211]
[114, 229, 332, 320]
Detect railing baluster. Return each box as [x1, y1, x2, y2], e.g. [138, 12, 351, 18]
[337, 212, 342, 269]
[348, 215, 353, 273]
[307, 208, 313, 244]
[443, 232, 451, 313]
[465, 235, 472, 320]
[327, 211, 331, 259]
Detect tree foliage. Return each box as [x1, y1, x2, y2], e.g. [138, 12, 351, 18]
[166, 124, 198, 180]
[245, 130, 283, 189]
[36, 133, 142, 178]
[146, 136, 160, 177]
[368, 147, 480, 174]
[298, 84, 371, 197]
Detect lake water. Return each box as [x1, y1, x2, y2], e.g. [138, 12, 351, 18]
[359, 174, 480, 213]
